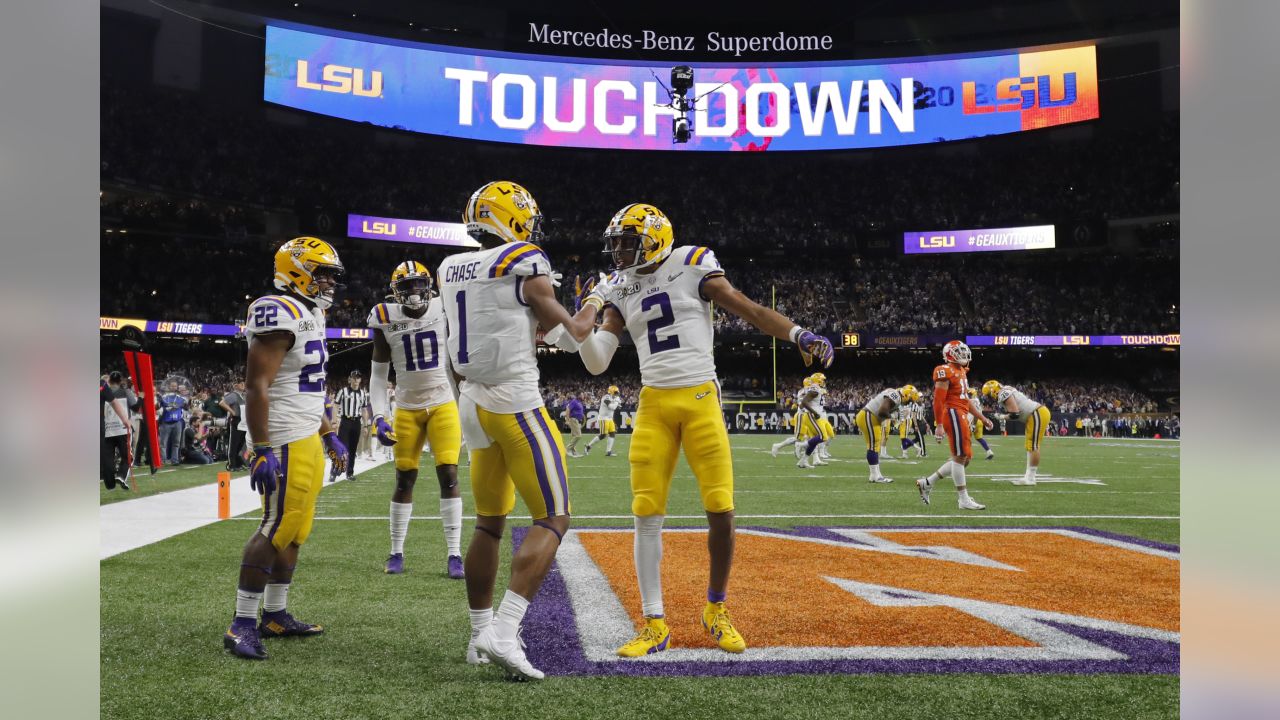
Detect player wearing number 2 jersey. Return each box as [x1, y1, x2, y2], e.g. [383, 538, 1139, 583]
[437, 181, 604, 681]
[224, 237, 349, 661]
[571, 203, 836, 659]
[367, 261, 464, 578]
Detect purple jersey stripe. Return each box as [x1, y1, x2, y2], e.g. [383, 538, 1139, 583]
[259, 297, 300, 321]
[267, 443, 289, 541]
[488, 242, 533, 278]
[496, 246, 546, 277]
[514, 411, 558, 516]
[532, 407, 569, 509]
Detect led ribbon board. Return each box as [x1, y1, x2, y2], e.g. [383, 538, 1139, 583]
[263, 23, 1098, 152]
[100, 317, 371, 340]
[347, 214, 480, 247]
[966, 335, 1181, 347]
[905, 225, 1056, 254]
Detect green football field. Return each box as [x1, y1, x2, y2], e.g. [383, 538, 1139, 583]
[100, 433, 1179, 720]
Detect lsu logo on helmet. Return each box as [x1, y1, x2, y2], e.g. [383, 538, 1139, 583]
[463, 181, 545, 245]
[273, 236, 344, 310]
[982, 380, 1002, 399]
[900, 384, 921, 403]
[608, 385, 620, 395]
[603, 203, 675, 270]
[390, 260, 434, 309]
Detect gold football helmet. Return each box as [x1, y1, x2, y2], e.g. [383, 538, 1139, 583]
[463, 181, 544, 245]
[390, 261, 433, 310]
[802, 377, 814, 388]
[982, 380, 1002, 399]
[900, 384, 921, 403]
[273, 236, 344, 309]
[809, 373, 827, 387]
[602, 203, 674, 271]
[608, 385, 620, 396]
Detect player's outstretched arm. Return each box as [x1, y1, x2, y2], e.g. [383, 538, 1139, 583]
[523, 274, 601, 343]
[701, 275, 834, 368]
[245, 331, 292, 446]
[580, 306, 625, 375]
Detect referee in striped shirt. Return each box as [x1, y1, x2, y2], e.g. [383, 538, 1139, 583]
[334, 371, 370, 481]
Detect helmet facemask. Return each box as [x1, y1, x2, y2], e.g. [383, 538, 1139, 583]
[603, 232, 647, 271]
[305, 265, 344, 310]
[392, 275, 434, 311]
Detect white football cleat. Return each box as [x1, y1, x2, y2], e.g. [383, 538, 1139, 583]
[770, 443, 782, 458]
[1010, 477, 1037, 486]
[958, 496, 986, 510]
[466, 630, 490, 665]
[474, 627, 544, 681]
[869, 475, 894, 484]
[985, 450, 995, 460]
[916, 477, 933, 505]
[797, 458, 812, 469]
[812, 457, 829, 466]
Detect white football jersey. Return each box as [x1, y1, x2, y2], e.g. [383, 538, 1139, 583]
[863, 388, 903, 420]
[796, 386, 824, 414]
[997, 385, 1042, 415]
[244, 294, 327, 447]
[437, 241, 553, 413]
[608, 246, 724, 389]
[367, 298, 453, 411]
[598, 393, 622, 419]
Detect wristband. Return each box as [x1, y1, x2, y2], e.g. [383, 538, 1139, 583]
[583, 296, 605, 312]
[788, 325, 804, 343]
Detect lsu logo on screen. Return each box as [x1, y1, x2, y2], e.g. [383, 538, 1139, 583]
[295, 60, 383, 97]
[519, 526, 1179, 676]
[916, 235, 955, 249]
[361, 220, 396, 236]
[1063, 335, 1091, 345]
[961, 73, 1077, 114]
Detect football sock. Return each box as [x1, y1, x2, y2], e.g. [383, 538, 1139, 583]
[805, 436, 822, 456]
[235, 589, 262, 620]
[866, 449, 880, 472]
[929, 461, 953, 484]
[793, 443, 805, 460]
[606, 436, 616, 453]
[390, 501, 412, 555]
[469, 607, 493, 634]
[977, 438, 991, 451]
[262, 582, 289, 613]
[634, 515, 665, 617]
[440, 497, 463, 556]
[707, 588, 726, 604]
[586, 436, 599, 449]
[1026, 463, 1038, 481]
[493, 590, 530, 642]
[951, 463, 970, 498]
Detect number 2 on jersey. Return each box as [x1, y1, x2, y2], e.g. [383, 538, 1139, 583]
[642, 292, 680, 354]
[299, 339, 326, 392]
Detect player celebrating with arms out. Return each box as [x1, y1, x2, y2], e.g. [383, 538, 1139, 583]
[440, 181, 605, 681]
[982, 380, 1052, 486]
[917, 341, 991, 510]
[564, 203, 835, 657]
[854, 384, 921, 483]
[367, 261, 465, 578]
[224, 237, 350, 660]
[582, 385, 622, 456]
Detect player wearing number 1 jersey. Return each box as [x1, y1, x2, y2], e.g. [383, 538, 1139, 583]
[570, 203, 835, 658]
[437, 181, 604, 681]
[224, 237, 350, 660]
[367, 261, 464, 578]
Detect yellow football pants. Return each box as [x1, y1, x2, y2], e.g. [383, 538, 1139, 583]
[470, 406, 570, 520]
[257, 433, 324, 550]
[855, 409, 887, 453]
[1025, 405, 1052, 451]
[630, 380, 733, 516]
[393, 401, 461, 470]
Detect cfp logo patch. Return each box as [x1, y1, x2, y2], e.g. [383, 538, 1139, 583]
[916, 235, 956, 249]
[295, 60, 383, 97]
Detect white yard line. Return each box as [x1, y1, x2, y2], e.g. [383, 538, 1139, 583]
[99, 456, 392, 560]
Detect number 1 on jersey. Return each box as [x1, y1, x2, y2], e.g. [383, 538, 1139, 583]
[455, 290, 469, 364]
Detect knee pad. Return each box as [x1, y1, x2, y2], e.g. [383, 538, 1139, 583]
[702, 488, 734, 514]
[632, 493, 666, 518]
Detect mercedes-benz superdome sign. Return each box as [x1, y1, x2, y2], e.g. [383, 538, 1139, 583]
[263, 22, 1099, 152]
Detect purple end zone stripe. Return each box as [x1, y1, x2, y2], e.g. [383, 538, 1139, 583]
[488, 243, 532, 278]
[516, 524, 1179, 678]
[532, 407, 569, 507]
[514, 411, 557, 516]
[267, 444, 289, 541]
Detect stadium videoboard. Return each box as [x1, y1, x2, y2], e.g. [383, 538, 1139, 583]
[347, 214, 480, 247]
[263, 23, 1099, 152]
[966, 334, 1181, 346]
[904, 225, 1056, 255]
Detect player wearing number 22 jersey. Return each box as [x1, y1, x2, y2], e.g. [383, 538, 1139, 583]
[437, 181, 604, 681]
[571, 203, 836, 659]
[367, 261, 464, 579]
[224, 237, 350, 661]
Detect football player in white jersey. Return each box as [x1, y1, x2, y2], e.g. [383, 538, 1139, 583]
[794, 374, 834, 468]
[983, 380, 1052, 485]
[568, 203, 835, 658]
[367, 261, 464, 578]
[968, 387, 996, 460]
[224, 237, 350, 661]
[582, 385, 622, 456]
[855, 385, 921, 483]
[438, 181, 606, 681]
[770, 376, 821, 464]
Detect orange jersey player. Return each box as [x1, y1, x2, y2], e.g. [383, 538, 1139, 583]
[916, 340, 991, 510]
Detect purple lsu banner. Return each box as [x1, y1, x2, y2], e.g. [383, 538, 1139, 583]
[263, 23, 1099, 152]
[347, 214, 480, 247]
[966, 334, 1181, 347]
[905, 224, 1056, 254]
[100, 317, 372, 340]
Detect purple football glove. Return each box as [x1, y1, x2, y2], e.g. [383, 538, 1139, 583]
[574, 273, 599, 312]
[322, 431, 349, 474]
[373, 415, 398, 446]
[249, 446, 281, 495]
[796, 330, 835, 369]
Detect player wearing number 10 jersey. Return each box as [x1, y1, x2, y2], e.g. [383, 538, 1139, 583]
[367, 261, 464, 579]
[437, 181, 604, 681]
[572, 203, 836, 658]
[224, 237, 350, 661]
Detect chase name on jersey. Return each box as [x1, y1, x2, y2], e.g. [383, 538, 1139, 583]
[444, 260, 483, 284]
